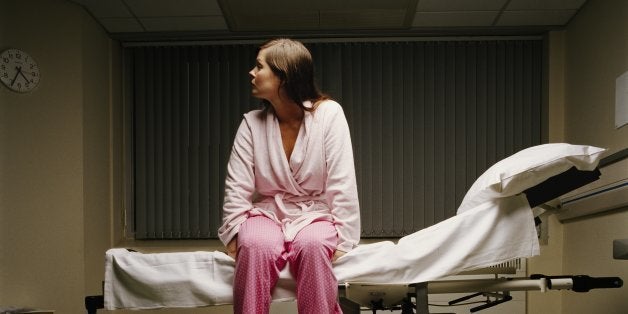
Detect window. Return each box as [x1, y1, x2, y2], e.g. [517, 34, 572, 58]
[125, 39, 544, 239]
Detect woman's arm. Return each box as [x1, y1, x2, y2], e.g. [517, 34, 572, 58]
[322, 101, 361, 253]
[218, 117, 256, 248]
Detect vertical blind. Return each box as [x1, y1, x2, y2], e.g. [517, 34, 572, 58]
[128, 39, 543, 239]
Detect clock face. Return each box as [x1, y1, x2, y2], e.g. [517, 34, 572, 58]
[0, 48, 40, 93]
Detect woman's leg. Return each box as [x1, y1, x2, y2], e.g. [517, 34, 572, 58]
[289, 221, 342, 314]
[233, 216, 286, 314]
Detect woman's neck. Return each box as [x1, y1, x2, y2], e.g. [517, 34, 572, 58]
[271, 98, 303, 125]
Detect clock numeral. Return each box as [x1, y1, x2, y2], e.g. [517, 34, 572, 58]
[16, 53, 21, 59]
[32, 71, 38, 77]
[2, 72, 8, 79]
[1, 64, 5, 70]
[2, 58, 8, 63]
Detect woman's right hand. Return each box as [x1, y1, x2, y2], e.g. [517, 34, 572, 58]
[227, 237, 238, 260]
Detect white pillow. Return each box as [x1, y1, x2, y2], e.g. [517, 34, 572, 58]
[457, 143, 605, 214]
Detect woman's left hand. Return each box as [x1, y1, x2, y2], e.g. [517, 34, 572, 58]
[332, 250, 346, 262]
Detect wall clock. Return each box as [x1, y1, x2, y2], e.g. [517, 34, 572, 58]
[0, 48, 40, 93]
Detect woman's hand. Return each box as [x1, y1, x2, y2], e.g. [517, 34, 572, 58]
[227, 237, 238, 260]
[332, 250, 346, 262]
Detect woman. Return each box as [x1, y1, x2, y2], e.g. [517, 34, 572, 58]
[218, 38, 360, 313]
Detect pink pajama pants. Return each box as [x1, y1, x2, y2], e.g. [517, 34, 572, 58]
[234, 216, 342, 314]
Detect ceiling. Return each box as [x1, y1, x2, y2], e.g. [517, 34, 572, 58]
[68, 0, 588, 41]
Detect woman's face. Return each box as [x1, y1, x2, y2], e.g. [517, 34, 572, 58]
[249, 48, 281, 101]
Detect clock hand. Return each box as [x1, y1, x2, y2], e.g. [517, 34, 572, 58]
[10, 66, 21, 87]
[18, 68, 31, 82]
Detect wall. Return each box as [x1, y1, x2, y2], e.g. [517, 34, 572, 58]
[81, 3, 117, 299]
[562, 0, 628, 312]
[0, 0, 113, 312]
[564, 0, 628, 150]
[530, 0, 628, 313]
[0, 0, 6, 301]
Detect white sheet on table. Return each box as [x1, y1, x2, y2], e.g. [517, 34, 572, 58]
[104, 194, 538, 310]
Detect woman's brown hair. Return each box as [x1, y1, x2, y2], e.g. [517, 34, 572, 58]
[258, 38, 328, 111]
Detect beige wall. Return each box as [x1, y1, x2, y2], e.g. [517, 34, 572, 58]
[0, 0, 112, 312]
[81, 4, 117, 298]
[564, 0, 628, 151]
[562, 0, 628, 312]
[530, 0, 628, 313]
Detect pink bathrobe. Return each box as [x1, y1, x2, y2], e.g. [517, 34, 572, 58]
[218, 100, 360, 253]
